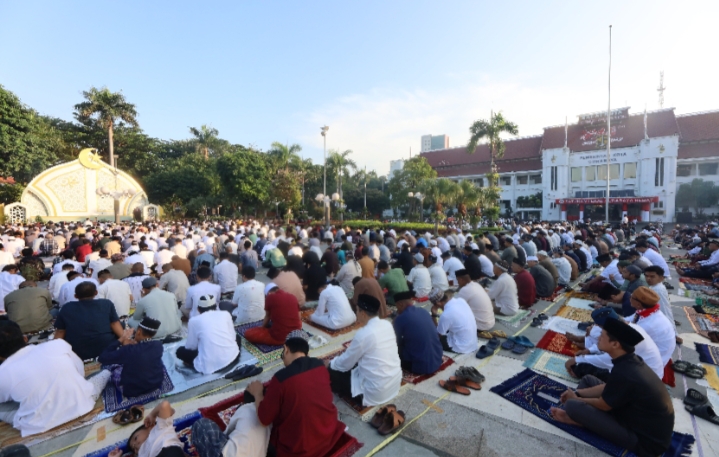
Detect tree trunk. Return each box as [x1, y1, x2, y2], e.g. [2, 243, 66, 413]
[204, 147, 208, 160]
[108, 124, 115, 168]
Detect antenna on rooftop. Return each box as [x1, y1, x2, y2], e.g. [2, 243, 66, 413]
[657, 71, 666, 109]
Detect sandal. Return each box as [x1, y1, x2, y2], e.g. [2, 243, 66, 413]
[378, 410, 406, 435]
[486, 337, 501, 350]
[685, 403, 719, 425]
[685, 367, 705, 379]
[512, 344, 528, 355]
[370, 404, 397, 429]
[129, 405, 144, 423]
[456, 367, 485, 384]
[684, 389, 709, 408]
[530, 318, 542, 327]
[450, 375, 481, 390]
[439, 379, 471, 396]
[672, 360, 690, 373]
[490, 330, 507, 339]
[112, 410, 133, 425]
[509, 336, 535, 348]
[478, 331, 493, 339]
[501, 340, 515, 350]
[476, 345, 495, 359]
[537, 313, 548, 321]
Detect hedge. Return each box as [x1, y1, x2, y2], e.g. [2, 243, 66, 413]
[332, 220, 504, 233]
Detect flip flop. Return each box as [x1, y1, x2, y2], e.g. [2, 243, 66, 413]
[672, 360, 690, 373]
[512, 344, 528, 355]
[456, 367, 485, 384]
[684, 389, 709, 408]
[486, 337, 501, 350]
[537, 313, 548, 321]
[510, 335, 535, 348]
[490, 330, 507, 338]
[112, 410, 133, 425]
[478, 331, 493, 339]
[450, 375, 481, 390]
[378, 410, 406, 435]
[370, 404, 397, 429]
[439, 379, 471, 396]
[685, 367, 705, 379]
[501, 340, 515, 350]
[129, 405, 144, 423]
[476, 345, 496, 359]
[685, 403, 719, 425]
[530, 318, 542, 327]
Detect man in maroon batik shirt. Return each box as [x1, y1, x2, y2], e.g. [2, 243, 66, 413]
[247, 330, 345, 457]
[511, 258, 536, 309]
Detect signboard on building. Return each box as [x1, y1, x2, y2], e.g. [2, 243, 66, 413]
[555, 196, 659, 205]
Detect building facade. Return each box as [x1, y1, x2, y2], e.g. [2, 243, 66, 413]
[420, 107, 719, 222]
[421, 134, 450, 152]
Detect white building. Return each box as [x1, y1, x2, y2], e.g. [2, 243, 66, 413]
[420, 107, 719, 222]
[421, 134, 450, 152]
[389, 159, 405, 179]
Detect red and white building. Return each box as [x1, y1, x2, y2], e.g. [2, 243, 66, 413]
[420, 108, 719, 222]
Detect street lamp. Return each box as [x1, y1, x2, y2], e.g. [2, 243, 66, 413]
[407, 191, 424, 222]
[96, 187, 136, 224]
[320, 125, 329, 226]
[316, 193, 340, 226]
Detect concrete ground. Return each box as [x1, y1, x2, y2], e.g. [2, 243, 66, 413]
[22, 242, 719, 457]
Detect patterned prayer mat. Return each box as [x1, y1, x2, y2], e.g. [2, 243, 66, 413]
[564, 290, 599, 301]
[198, 383, 270, 430]
[684, 307, 719, 339]
[535, 331, 581, 357]
[102, 365, 175, 413]
[556, 305, 593, 322]
[490, 369, 695, 457]
[84, 360, 102, 378]
[300, 299, 319, 311]
[705, 364, 719, 393]
[565, 298, 596, 311]
[694, 304, 719, 316]
[538, 285, 565, 302]
[495, 309, 532, 327]
[680, 277, 714, 286]
[683, 283, 716, 293]
[522, 349, 576, 382]
[301, 309, 362, 336]
[543, 316, 587, 337]
[402, 355, 454, 385]
[695, 342, 719, 366]
[235, 320, 284, 353]
[241, 339, 283, 366]
[84, 411, 202, 457]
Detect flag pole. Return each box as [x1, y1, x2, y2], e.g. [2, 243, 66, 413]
[605, 25, 612, 223]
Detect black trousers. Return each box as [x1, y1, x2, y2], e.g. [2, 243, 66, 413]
[439, 334, 452, 352]
[327, 366, 363, 404]
[218, 301, 236, 315]
[176, 334, 243, 370]
[682, 265, 719, 279]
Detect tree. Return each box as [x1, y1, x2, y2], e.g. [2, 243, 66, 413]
[676, 179, 719, 215]
[467, 111, 518, 191]
[387, 156, 437, 218]
[326, 149, 356, 221]
[145, 154, 219, 209]
[421, 178, 458, 233]
[454, 180, 480, 227]
[189, 125, 222, 159]
[74, 87, 138, 167]
[268, 142, 302, 171]
[216, 148, 271, 214]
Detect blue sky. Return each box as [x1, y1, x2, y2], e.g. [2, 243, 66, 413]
[2, 1, 718, 174]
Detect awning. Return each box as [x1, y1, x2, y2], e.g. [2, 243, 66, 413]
[555, 196, 659, 205]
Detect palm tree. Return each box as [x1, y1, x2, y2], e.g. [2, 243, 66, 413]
[74, 87, 138, 168]
[268, 142, 303, 171]
[467, 111, 518, 186]
[421, 178, 459, 234]
[326, 149, 356, 221]
[189, 125, 220, 159]
[454, 180, 480, 228]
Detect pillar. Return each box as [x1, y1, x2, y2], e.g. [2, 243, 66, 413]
[622, 203, 628, 219]
[641, 203, 650, 223]
[579, 204, 584, 222]
[560, 204, 567, 221]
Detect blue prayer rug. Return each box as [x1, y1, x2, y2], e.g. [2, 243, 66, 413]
[490, 369, 694, 457]
[84, 411, 201, 457]
[695, 342, 719, 366]
[101, 365, 175, 413]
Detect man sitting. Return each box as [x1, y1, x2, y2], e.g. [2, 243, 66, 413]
[97, 269, 133, 317]
[123, 263, 150, 307]
[377, 260, 409, 305]
[455, 269, 494, 331]
[98, 317, 164, 398]
[407, 253, 432, 299]
[430, 289, 478, 354]
[510, 258, 536, 309]
[244, 284, 302, 347]
[184, 266, 222, 319]
[268, 267, 306, 307]
[245, 331, 345, 457]
[428, 255, 449, 292]
[229, 266, 266, 324]
[551, 248, 573, 286]
[489, 261, 519, 315]
[527, 256, 555, 298]
[327, 295, 402, 406]
[128, 278, 182, 340]
[350, 277, 389, 318]
[176, 295, 241, 374]
[213, 252, 239, 300]
[0, 265, 25, 311]
[3, 281, 53, 334]
[157, 262, 190, 308]
[310, 281, 356, 330]
[625, 287, 675, 368]
[394, 291, 443, 374]
[0, 320, 111, 437]
[550, 318, 674, 456]
[54, 281, 123, 360]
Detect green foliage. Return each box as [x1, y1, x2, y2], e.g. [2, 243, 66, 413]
[217, 148, 271, 212]
[145, 154, 220, 209]
[387, 156, 437, 216]
[467, 111, 519, 161]
[0, 183, 24, 205]
[339, 220, 504, 233]
[676, 179, 719, 214]
[516, 192, 542, 208]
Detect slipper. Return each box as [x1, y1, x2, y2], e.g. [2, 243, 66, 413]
[478, 331, 493, 339]
[370, 404, 396, 429]
[577, 322, 592, 331]
[684, 389, 709, 408]
[501, 340, 515, 350]
[229, 365, 263, 381]
[490, 330, 507, 339]
[685, 403, 719, 425]
[530, 318, 542, 327]
[537, 313, 548, 321]
[476, 345, 496, 359]
[486, 337, 501, 350]
[512, 344, 528, 355]
[162, 335, 183, 344]
[685, 367, 705, 379]
[672, 360, 690, 373]
[439, 379, 471, 396]
[378, 410, 406, 435]
[112, 410, 133, 425]
[450, 375, 481, 390]
[129, 405, 144, 423]
[456, 367, 485, 384]
[510, 336, 535, 348]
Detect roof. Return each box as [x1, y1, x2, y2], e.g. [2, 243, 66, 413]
[677, 110, 719, 142]
[0, 177, 16, 185]
[421, 136, 543, 177]
[678, 142, 719, 160]
[541, 109, 679, 152]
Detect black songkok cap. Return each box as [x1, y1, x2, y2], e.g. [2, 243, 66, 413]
[393, 291, 415, 302]
[603, 318, 644, 347]
[357, 294, 381, 314]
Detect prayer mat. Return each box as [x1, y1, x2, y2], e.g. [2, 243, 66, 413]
[564, 290, 598, 301]
[84, 360, 103, 378]
[401, 355, 454, 385]
[555, 305, 593, 323]
[693, 304, 719, 316]
[235, 320, 284, 353]
[490, 369, 695, 457]
[301, 309, 362, 336]
[684, 307, 719, 339]
[683, 283, 716, 293]
[679, 277, 713, 286]
[300, 299, 319, 311]
[543, 316, 587, 337]
[695, 342, 719, 366]
[339, 394, 375, 418]
[83, 411, 202, 457]
[495, 308, 532, 327]
[324, 431, 364, 457]
[241, 339, 283, 366]
[522, 349, 576, 383]
[565, 298, 596, 311]
[198, 382, 271, 430]
[538, 285, 565, 302]
[535, 331, 580, 357]
[704, 364, 719, 393]
[101, 365, 175, 413]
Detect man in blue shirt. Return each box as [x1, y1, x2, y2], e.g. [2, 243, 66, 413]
[393, 291, 443, 375]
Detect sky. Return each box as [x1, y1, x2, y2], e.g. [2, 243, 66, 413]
[2, 1, 719, 175]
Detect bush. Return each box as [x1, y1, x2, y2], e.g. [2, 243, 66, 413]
[334, 220, 504, 234]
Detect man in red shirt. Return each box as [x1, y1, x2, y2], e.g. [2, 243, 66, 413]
[75, 239, 93, 263]
[244, 283, 302, 346]
[510, 258, 536, 309]
[247, 331, 345, 457]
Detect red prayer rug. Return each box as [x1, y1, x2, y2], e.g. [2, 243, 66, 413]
[401, 355, 454, 385]
[538, 285, 565, 302]
[535, 330, 581, 357]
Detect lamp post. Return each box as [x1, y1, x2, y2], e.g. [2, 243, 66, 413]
[96, 187, 136, 225]
[320, 125, 329, 227]
[408, 192, 424, 222]
[316, 193, 339, 227]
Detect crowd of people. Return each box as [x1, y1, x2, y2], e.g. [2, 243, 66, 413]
[0, 216, 705, 456]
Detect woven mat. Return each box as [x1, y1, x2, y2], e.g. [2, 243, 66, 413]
[84, 360, 102, 378]
[684, 307, 719, 339]
[564, 290, 599, 301]
[522, 349, 576, 382]
[235, 320, 284, 353]
[495, 309, 532, 327]
[705, 364, 719, 393]
[680, 277, 714, 286]
[535, 331, 581, 357]
[301, 309, 361, 336]
[241, 339, 283, 365]
[401, 355, 454, 385]
[556, 305, 593, 322]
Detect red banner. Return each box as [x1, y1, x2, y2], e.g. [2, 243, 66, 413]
[555, 196, 659, 205]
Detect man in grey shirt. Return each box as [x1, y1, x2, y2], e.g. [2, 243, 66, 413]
[128, 277, 182, 340]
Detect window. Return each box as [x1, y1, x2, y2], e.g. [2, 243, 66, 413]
[500, 176, 511, 186]
[585, 166, 596, 181]
[571, 167, 582, 182]
[517, 176, 528, 185]
[624, 162, 637, 179]
[550, 166, 558, 190]
[653, 201, 664, 209]
[474, 178, 484, 187]
[530, 174, 542, 184]
[699, 163, 719, 176]
[655, 158, 665, 186]
[677, 164, 694, 177]
[597, 164, 620, 180]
